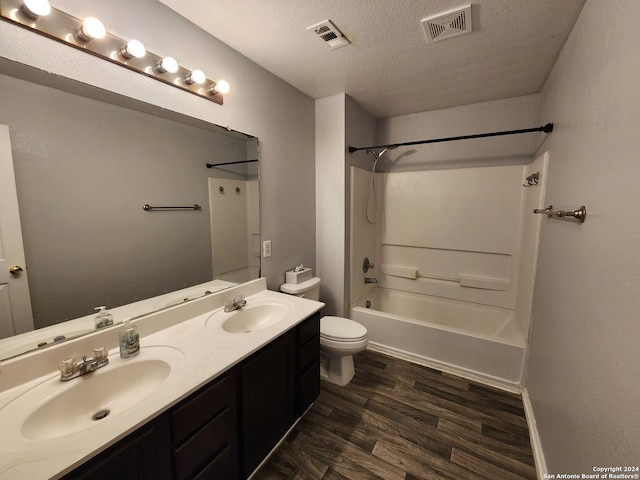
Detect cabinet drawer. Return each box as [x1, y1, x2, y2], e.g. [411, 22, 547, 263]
[297, 313, 320, 347]
[297, 334, 319, 370]
[192, 444, 235, 480]
[297, 359, 320, 415]
[174, 407, 235, 480]
[172, 371, 235, 445]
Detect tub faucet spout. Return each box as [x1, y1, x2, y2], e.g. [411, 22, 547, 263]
[364, 277, 378, 284]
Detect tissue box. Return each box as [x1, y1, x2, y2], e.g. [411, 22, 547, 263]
[285, 268, 312, 284]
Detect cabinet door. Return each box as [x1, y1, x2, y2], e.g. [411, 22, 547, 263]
[62, 415, 172, 480]
[239, 331, 294, 478]
[296, 314, 321, 415]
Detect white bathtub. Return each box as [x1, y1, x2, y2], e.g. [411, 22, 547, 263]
[351, 288, 526, 387]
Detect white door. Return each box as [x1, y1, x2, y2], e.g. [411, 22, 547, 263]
[0, 124, 34, 338]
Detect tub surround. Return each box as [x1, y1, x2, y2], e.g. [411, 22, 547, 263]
[373, 164, 541, 312]
[352, 288, 525, 389]
[348, 151, 548, 389]
[0, 278, 324, 479]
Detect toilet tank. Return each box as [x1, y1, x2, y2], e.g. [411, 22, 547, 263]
[280, 277, 321, 301]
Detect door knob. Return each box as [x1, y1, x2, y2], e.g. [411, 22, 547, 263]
[9, 265, 24, 275]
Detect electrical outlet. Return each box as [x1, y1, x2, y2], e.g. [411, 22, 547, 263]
[262, 240, 272, 258]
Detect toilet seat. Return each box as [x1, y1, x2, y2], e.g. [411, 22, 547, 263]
[320, 316, 368, 342]
[320, 335, 369, 353]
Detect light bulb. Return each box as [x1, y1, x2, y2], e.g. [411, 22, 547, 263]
[76, 17, 106, 42]
[21, 0, 51, 19]
[156, 56, 178, 74]
[120, 39, 146, 59]
[210, 80, 230, 95]
[186, 69, 206, 85]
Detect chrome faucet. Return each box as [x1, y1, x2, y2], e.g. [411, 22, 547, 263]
[224, 295, 247, 312]
[364, 277, 378, 284]
[58, 346, 109, 381]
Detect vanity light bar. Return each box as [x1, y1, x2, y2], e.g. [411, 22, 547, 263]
[0, 0, 229, 105]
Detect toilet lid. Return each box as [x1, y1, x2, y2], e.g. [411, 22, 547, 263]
[321, 316, 368, 341]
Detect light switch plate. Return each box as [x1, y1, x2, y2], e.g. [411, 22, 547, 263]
[262, 240, 272, 258]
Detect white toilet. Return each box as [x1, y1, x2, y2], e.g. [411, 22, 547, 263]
[280, 276, 368, 386]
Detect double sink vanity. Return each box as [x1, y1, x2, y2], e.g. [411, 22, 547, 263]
[0, 278, 323, 479]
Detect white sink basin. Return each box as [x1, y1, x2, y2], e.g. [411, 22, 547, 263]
[0, 346, 185, 442]
[207, 298, 293, 334]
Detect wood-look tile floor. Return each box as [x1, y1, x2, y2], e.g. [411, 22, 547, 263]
[254, 349, 537, 480]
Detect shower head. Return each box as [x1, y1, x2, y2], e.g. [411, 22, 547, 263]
[366, 145, 399, 159]
[366, 145, 397, 159]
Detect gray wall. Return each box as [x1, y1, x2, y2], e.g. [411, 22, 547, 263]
[528, 0, 640, 472]
[345, 96, 378, 308]
[315, 94, 346, 315]
[0, 74, 250, 326]
[315, 94, 378, 316]
[377, 95, 540, 171]
[0, 0, 316, 299]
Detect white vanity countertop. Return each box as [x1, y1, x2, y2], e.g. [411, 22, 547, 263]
[0, 279, 237, 360]
[0, 279, 324, 480]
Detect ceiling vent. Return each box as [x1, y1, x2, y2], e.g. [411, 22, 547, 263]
[421, 4, 472, 43]
[307, 19, 350, 49]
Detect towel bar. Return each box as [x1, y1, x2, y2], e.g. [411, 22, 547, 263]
[533, 205, 586, 223]
[143, 204, 202, 211]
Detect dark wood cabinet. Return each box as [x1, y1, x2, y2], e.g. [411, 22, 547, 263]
[239, 330, 295, 478]
[295, 313, 321, 416]
[171, 371, 238, 480]
[61, 415, 172, 480]
[64, 311, 320, 480]
[62, 373, 237, 480]
[238, 311, 321, 478]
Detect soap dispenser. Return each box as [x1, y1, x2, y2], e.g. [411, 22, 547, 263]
[94, 306, 114, 330]
[119, 318, 140, 359]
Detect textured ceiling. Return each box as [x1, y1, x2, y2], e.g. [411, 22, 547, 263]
[159, 0, 586, 118]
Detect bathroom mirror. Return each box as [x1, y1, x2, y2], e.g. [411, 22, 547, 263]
[0, 59, 259, 360]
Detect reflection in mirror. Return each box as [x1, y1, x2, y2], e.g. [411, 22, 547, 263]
[0, 60, 259, 360]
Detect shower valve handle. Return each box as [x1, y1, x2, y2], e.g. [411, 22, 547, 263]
[363, 257, 375, 273]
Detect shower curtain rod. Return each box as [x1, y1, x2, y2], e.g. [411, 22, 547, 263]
[348, 123, 554, 153]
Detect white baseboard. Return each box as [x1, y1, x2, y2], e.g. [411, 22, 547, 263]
[366, 342, 522, 394]
[522, 388, 546, 479]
